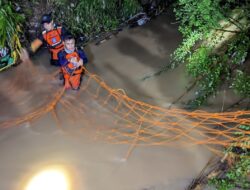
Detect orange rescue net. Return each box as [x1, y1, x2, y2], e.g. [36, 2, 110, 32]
[0, 63, 249, 158]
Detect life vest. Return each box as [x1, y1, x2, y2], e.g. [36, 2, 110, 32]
[42, 26, 63, 49]
[42, 26, 64, 60]
[63, 50, 83, 75]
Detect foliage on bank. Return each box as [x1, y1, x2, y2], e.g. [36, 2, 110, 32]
[209, 125, 250, 190]
[172, 0, 250, 107]
[0, 0, 24, 63]
[49, 0, 142, 37]
[209, 156, 250, 190]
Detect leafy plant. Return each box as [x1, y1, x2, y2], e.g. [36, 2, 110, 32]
[50, 0, 142, 37]
[209, 125, 250, 190]
[174, 0, 225, 38]
[232, 70, 250, 97]
[209, 157, 250, 190]
[0, 0, 24, 62]
[170, 0, 250, 107]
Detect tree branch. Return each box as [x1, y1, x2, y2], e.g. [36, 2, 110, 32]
[215, 28, 241, 33]
[227, 16, 244, 31]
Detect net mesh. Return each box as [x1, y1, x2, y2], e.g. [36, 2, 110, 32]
[0, 62, 249, 158]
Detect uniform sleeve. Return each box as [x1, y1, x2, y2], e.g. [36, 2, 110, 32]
[38, 33, 44, 42]
[58, 51, 68, 67]
[78, 49, 88, 65]
[30, 33, 45, 53]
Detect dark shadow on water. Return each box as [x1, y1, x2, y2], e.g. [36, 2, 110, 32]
[103, 62, 156, 105]
[116, 37, 165, 69]
[114, 9, 190, 107]
[135, 10, 182, 59]
[125, 9, 182, 64]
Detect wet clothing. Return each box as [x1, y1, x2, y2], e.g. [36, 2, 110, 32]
[31, 25, 67, 66]
[58, 49, 88, 67]
[58, 49, 88, 89]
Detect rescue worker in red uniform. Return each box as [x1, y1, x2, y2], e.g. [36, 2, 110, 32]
[58, 35, 88, 90]
[21, 13, 67, 66]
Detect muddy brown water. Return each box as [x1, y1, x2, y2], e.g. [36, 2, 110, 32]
[0, 10, 246, 190]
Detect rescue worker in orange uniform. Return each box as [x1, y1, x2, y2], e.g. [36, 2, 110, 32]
[58, 35, 88, 90]
[21, 13, 68, 66]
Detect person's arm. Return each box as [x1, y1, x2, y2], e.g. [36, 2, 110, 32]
[30, 34, 44, 53]
[20, 34, 44, 62]
[78, 49, 88, 65]
[58, 51, 68, 67]
[69, 56, 82, 67]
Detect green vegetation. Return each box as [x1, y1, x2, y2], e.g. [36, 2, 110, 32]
[171, 0, 250, 107]
[49, 0, 142, 36]
[209, 125, 250, 190]
[0, 0, 24, 62]
[232, 70, 250, 97]
[209, 156, 250, 190]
